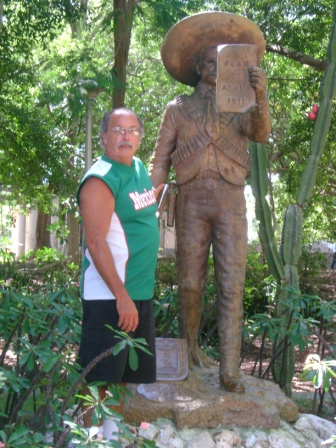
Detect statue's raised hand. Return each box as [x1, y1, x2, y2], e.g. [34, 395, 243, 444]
[248, 67, 267, 100]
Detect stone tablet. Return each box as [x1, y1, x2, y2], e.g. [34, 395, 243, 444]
[216, 44, 257, 113]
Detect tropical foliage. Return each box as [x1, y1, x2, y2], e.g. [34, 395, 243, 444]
[1, 0, 335, 243]
[0, 0, 335, 444]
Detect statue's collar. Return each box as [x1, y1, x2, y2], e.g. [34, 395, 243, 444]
[195, 81, 216, 97]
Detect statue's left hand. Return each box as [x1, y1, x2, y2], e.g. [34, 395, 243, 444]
[248, 67, 267, 98]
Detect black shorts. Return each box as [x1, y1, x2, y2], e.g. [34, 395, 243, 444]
[78, 299, 156, 384]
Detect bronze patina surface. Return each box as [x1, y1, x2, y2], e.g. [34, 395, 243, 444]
[149, 11, 271, 394]
[161, 11, 265, 86]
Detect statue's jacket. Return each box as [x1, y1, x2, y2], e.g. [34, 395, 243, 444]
[149, 82, 271, 187]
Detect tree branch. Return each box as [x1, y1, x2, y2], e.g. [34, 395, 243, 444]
[266, 44, 327, 71]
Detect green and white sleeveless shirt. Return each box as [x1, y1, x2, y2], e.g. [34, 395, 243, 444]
[77, 154, 159, 301]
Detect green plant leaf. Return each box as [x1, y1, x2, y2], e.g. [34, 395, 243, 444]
[113, 339, 127, 355]
[33, 432, 45, 442]
[0, 430, 7, 443]
[300, 369, 316, 382]
[323, 370, 331, 391]
[42, 354, 60, 372]
[27, 353, 35, 371]
[88, 386, 100, 401]
[8, 427, 30, 443]
[128, 346, 139, 371]
[91, 407, 101, 426]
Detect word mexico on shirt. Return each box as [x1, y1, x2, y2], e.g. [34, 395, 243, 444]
[129, 188, 156, 210]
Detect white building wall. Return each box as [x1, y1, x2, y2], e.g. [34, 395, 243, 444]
[14, 211, 26, 258]
[26, 209, 37, 252]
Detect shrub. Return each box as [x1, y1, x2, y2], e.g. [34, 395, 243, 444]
[0, 257, 155, 447]
[0, 280, 82, 447]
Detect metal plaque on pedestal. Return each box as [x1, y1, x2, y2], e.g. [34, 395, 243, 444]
[155, 338, 188, 381]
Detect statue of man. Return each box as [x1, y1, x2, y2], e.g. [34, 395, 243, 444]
[149, 12, 271, 393]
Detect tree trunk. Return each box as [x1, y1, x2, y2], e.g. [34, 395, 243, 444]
[0, 1, 4, 32]
[69, 0, 88, 38]
[35, 208, 51, 250]
[112, 0, 137, 108]
[65, 212, 81, 264]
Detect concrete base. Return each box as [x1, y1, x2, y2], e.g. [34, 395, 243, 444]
[123, 366, 299, 429]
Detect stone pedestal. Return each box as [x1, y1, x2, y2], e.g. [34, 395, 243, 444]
[123, 366, 298, 430]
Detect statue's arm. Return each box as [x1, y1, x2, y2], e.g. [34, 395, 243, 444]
[241, 67, 271, 142]
[149, 103, 178, 187]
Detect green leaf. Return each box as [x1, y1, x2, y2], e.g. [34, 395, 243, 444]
[133, 337, 148, 346]
[18, 350, 31, 367]
[88, 386, 100, 401]
[0, 430, 7, 443]
[27, 353, 35, 371]
[62, 413, 74, 423]
[33, 432, 45, 442]
[300, 369, 316, 382]
[47, 289, 65, 302]
[8, 427, 30, 443]
[327, 365, 336, 378]
[42, 354, 60, 372]
[323, 371, 331, 392]
[22, 316, 30, 334]
[113, 339, 127, 355]
[129, 347, 139, 371]
[91, 407, 101, 426]
[57, 314, 67, 334]
[313, 367, 323, 388]
[103, 397, 120, 407]
[0, 370, 7, 388]
[76, 394, 96, 405]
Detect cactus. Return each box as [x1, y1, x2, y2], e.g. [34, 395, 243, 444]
[250, 3, 336, 396]
[250, 144, 285, 283]
[280, 204, 303, 282]
[297, 6, 336, 206]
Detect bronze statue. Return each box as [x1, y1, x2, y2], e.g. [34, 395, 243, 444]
[149, 12, 271, 393]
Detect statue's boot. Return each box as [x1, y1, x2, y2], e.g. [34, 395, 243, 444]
[218, 328, 245, 393]
[179, 298, 216, 369]
[189, 344, 216, 369]
[217, 278, 245, 393]
[220, 370, 245, 393]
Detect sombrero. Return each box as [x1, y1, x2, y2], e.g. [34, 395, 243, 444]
[161, 11, 266, 87]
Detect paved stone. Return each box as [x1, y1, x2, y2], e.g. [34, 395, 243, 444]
[130, 415, 336, 448]
[60, 413, 336, 447]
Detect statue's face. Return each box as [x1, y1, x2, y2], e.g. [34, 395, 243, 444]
[196, 47, 217, 87]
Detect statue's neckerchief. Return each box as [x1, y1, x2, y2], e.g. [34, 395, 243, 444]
[180, 82, 235, 140]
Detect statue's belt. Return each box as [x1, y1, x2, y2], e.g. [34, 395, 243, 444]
[178, 178, 244, 191]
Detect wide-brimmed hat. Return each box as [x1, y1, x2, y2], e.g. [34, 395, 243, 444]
[161, 11, 266, 86]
